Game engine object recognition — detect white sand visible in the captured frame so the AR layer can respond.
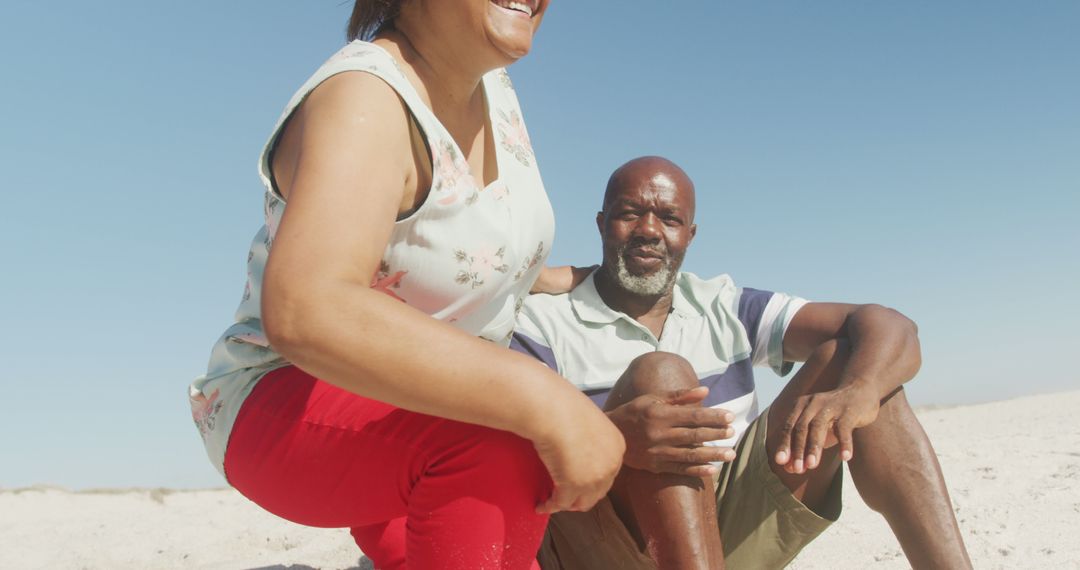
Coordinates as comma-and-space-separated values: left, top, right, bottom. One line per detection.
3, 391, 1079, 569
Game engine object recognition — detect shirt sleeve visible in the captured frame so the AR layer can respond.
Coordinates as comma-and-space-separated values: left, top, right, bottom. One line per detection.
737, 288, 809, 376
509, 302, 560, 374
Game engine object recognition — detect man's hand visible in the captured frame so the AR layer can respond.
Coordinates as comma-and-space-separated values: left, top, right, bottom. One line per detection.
606, 386, 736, 477
529, 265, 598, 295
773, 383, 881, 474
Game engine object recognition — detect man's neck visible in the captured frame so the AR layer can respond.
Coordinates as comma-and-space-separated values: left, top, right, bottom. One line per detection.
594, 267, 675, 339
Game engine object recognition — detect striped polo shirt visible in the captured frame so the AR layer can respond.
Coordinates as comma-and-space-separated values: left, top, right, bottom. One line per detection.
511, 270, 808, 448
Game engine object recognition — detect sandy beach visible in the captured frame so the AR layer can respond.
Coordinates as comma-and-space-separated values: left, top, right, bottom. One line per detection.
3, 391, 1078, 569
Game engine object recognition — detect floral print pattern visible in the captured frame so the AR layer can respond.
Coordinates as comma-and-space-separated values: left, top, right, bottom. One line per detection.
435, 141, 479, 206
191, 388, 223, 438
497, 109, 533, 167
513, 242, 546, 281
485, 181, 510, 201
495, 69, 515, 91
455, 246, 510, 288
262, 194, 282, 251
371, 260, 408, 302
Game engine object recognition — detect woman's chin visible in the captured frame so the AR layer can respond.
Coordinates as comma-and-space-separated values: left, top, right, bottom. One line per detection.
485, 4, 537, 61
481, 31, 533, 65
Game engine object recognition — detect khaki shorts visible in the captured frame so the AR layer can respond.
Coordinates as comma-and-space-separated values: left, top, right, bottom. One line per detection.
537, 407, 843, 570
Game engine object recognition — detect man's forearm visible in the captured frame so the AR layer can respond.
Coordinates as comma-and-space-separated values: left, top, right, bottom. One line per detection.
838, 304, 922, 399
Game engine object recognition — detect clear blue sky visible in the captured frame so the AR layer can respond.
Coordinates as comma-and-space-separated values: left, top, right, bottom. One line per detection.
1, 2, 1076, 490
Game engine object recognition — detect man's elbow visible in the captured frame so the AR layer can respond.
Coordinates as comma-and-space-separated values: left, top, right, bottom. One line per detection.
878, 304, 922, 378
860, 303, 918, 336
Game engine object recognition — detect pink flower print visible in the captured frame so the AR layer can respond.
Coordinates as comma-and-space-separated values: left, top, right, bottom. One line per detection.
190, 388, 224, 438
260, 194, 283, 251
486, 181, 510, 201
434, 142, 478, 206
454, 246, 510, 288
264, 195, 283, 237
495, 69, 515, 91
513, 242, 546, 281
497, 109, 533, 167
371, 261, 408, 302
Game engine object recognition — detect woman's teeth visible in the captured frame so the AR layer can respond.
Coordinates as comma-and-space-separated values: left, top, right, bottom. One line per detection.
497, 1, 533, 16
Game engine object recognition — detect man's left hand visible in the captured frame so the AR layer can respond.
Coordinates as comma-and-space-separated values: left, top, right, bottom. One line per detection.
772, 383, 880, 474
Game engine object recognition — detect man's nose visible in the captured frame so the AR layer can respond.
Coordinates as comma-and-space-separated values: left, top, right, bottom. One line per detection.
632, 213, 663, 239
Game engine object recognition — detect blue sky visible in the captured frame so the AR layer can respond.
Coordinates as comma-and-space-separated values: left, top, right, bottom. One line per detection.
1, 2, 1076, 489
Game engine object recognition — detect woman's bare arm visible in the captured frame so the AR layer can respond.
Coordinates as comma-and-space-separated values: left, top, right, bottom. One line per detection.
261, 72, 624, 512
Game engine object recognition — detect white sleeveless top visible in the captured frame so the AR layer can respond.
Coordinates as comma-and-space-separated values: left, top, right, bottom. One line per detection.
189, 41, 555, 477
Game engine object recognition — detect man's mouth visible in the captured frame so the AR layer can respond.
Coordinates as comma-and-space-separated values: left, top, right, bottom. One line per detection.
490, 0, 536, 17
626, 247, 664, 260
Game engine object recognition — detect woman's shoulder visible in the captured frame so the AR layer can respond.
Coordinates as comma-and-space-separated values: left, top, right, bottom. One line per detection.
290, 42, 414, 132
320, 40, 407, 77
279, 41, 409, 116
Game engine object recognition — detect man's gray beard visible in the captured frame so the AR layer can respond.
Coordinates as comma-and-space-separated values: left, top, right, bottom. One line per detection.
610, 247, 678, 296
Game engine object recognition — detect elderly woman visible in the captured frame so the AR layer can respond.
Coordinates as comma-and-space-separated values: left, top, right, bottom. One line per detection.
188, 1, 623, 568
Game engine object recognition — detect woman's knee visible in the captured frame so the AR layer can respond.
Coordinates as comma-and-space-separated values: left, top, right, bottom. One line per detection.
434, 422, 552, 498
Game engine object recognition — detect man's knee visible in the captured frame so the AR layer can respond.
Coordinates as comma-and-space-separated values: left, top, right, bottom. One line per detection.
863, 385, 919, 435
606, 352, 698, 410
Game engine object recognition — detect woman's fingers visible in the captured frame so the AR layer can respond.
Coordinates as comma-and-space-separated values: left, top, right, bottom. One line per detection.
536, 487, 574, 514
534, 397, 625, 514
537, 481, 609, 514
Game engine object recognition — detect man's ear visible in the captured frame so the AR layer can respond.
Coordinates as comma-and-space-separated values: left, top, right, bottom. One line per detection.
690, 223, 698, 241
595, 211, 605, 236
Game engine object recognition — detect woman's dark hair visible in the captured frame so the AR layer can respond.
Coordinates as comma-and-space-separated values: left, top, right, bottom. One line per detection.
347, 0, 403, 41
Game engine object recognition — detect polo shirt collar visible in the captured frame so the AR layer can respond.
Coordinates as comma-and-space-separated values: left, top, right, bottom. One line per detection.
569, 271, 622, 324
570, 270, 701, 326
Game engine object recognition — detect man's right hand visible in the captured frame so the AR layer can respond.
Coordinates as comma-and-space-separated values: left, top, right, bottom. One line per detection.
606, 386, 737, 477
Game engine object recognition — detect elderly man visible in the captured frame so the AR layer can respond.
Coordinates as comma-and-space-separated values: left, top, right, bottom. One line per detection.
513, 156, 971, 569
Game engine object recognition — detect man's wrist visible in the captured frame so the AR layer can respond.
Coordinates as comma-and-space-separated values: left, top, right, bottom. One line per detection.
838, 376, 887, 400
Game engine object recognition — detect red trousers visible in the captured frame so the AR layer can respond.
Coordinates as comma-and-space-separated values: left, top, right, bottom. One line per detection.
224, 366, 552, 569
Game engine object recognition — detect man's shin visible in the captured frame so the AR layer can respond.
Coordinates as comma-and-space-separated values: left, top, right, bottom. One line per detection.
849, 388, 973, 569
609, 468, 724, 570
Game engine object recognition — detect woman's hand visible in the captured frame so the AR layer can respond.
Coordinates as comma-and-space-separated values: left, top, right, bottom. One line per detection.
529, 265, 598, 295
530, 393, 626, 514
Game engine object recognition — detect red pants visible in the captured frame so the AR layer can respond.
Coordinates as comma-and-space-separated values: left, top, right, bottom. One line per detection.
224, 366, 552, 569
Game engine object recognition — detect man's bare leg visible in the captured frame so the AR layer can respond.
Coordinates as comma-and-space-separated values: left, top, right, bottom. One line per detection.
767, 340, 972, 569
604, 352, 724, 570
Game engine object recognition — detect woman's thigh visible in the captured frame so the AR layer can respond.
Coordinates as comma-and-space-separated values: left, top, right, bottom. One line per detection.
223, 365, 553, 533
225, 365, 446, 527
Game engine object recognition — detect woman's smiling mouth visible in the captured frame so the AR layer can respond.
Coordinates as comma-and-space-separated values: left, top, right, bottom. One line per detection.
490, 0, 536, 18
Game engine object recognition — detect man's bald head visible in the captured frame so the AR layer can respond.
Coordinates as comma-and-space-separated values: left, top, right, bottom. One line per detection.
602, 156, 696, 223
596, 156, 698, 298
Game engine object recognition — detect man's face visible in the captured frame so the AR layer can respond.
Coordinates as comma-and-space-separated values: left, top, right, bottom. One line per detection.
597, 172, 697, 296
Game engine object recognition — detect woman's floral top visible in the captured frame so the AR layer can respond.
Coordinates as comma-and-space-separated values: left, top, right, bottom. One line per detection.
189, 42, 555, 477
